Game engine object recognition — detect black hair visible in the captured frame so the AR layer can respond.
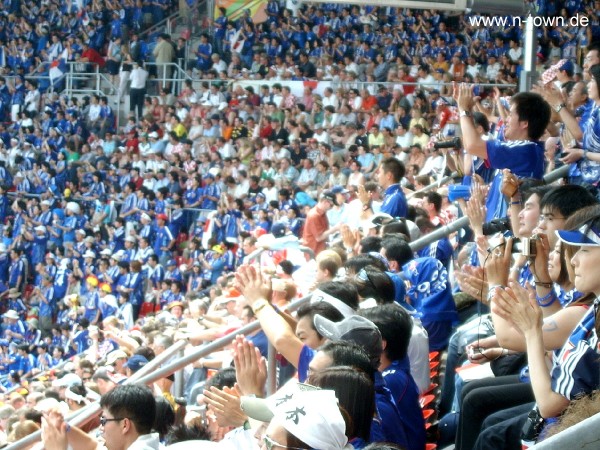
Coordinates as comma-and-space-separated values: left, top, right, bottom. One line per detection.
540, 185, 598, 219
381, 235, 413, 268
360, 304, 412, 361
153, 396, 176, 439
381, 219, 411, 240
359, 236, 382, 253
308, 366, 375, 441
316, 280, 360, 310
472, 111, 490, 133
318, 341, 375, 382
510, 92, 550, 141
424, 191, 442, 213
354, 266, 395, 304
345, 254, 387, 275
134, 346, 156, 361
380, 157, 406, 183
278, 260, 294, 275
100, 384, 156, 435
296, 302, 344, 339
165, 423, 211, 445
205, 367, 236, 390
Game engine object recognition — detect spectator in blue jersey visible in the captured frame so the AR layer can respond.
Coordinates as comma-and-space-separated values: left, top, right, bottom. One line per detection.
6, 289, 27, 321
415, 216, 454, 270
201, 174, 221, 210
16, 344, 35, 379
457, 84, 551, 180
32, 275, 55, 338
71, 318, 91, 355
98, 283, 118, 321
148, 254, 165, 290
32, 343, 53, 375
365, 157, 408, 219
475, 216, 600, 449
8, 247, 25, 292
3, 310, 25, 344
360, 303, 427, 450
402, 255, 458, 351
556, 64, 600, 188
154, 213, 175, 265
121, 261, 145, 319
82, 275, 101, 325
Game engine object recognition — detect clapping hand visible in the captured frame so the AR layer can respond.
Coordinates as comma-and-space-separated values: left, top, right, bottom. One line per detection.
235, 265, 271, 306
233, 335, 267, 397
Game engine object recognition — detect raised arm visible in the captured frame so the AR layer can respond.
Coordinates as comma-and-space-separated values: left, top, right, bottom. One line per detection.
455, 83, 487, 159
236, 265, 304, 367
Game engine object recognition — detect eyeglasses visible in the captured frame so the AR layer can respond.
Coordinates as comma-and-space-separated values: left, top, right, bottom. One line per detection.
539, 214, 566, 224
100, 417, 125, 427
356, 268, 377, 291
263, 435, 306, 450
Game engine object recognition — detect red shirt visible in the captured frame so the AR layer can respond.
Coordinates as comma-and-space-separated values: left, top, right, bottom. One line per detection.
259, 124, 273, 140
82, 48, 105, 68
401, 75, 417, 95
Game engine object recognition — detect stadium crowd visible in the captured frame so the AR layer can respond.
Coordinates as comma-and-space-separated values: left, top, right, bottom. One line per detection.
0, 0, 598, 449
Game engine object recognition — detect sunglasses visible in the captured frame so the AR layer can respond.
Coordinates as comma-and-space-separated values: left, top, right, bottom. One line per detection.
263, 435, 305, 450
100, 417, 125, 427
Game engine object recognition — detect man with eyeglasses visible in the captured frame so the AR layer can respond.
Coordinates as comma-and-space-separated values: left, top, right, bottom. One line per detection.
99, 384, 158, 450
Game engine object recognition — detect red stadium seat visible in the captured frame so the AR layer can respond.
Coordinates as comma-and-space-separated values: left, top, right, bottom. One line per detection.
423, 409, 435, 421
419, 394, 436, 409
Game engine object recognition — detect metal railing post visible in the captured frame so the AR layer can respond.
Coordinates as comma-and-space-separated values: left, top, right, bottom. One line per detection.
174, 348, 185, 398
266, 343, 277, 396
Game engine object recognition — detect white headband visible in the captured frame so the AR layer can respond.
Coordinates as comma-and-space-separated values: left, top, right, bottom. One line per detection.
65, 389, 87, 405
310, 289, 355, 318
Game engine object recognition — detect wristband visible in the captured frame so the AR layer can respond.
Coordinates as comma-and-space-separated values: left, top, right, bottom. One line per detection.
583, 149, 588, 160
252, 299, 270, 314
536, 290, 558, 307
486, 284, 504, 304
535, 280, 553, 289
511, 201, 522, 205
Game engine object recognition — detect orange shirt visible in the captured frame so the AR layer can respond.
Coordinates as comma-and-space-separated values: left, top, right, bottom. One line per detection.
362, 95, 378, 112
222, 125, 233, 141
302, 206, 329, 255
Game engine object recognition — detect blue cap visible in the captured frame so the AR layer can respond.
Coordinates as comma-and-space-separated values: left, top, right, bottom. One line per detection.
271, 222, 287, 238
331, 185, 349, 195
196, 216, 207, 223
205, 173, 215, 180
167, 259, 177, 266
556, 224, 600, 247
559, 59, 574, 75
123, 355, 148, 372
